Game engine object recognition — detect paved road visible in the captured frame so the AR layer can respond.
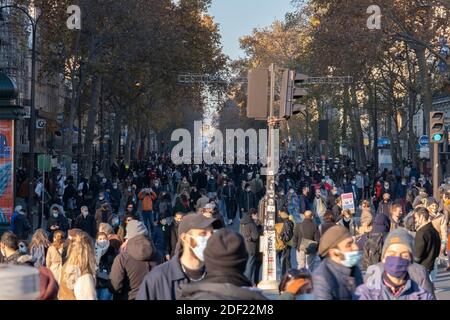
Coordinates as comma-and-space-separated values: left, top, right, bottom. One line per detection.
435, 269, 450, 300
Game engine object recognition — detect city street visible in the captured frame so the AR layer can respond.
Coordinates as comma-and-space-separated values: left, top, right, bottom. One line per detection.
1, 0, 450, 303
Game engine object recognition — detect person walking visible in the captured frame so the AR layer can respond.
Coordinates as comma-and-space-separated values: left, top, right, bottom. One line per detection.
179, 229, 267, 300
355, 228, 435, 300
9, 205, 31, 241
136, 214, 218, 300
275, 208, 295, 276
46, 204, 69, 240
413, 207, 441, 279
57, 231, 97, 300
110, 220, 162, 300
73, 206, 97, 239
239, 183, 257, 219
138, 187, 157, 233
292, 210, 320, 272
240, 208, 262, 285
312, 226, 363, 300
46, 230, 65, 284
94, 232, 117, 300
29, 229, 50, 268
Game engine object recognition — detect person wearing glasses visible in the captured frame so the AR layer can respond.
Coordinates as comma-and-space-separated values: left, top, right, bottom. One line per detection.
278, 268, 314, 300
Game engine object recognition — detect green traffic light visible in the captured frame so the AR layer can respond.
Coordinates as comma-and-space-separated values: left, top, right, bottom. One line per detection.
433, 133, 443, 141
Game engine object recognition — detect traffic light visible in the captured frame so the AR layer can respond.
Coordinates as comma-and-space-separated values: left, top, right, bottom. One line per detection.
430, 111, 445, 143
280, 70, 308, 119
247, 69, 269, 119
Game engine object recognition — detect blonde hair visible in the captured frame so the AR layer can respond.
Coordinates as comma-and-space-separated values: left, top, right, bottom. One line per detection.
30, 228, 50, 250
98, 223, 113, 235
63, 231, 96, 279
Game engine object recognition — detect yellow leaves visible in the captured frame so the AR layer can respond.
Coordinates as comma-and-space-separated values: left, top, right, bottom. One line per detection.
310, 16, 321, 27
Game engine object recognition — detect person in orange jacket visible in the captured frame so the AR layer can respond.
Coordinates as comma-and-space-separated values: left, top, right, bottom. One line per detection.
138, 187, 157, 233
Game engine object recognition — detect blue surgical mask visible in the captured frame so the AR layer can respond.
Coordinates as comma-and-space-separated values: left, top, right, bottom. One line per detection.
339, 250, 361, 268
189, 234, 210, 262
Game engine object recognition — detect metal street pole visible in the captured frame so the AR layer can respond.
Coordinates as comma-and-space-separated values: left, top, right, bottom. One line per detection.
433, 142, 440, 199
258, 63, 278, 291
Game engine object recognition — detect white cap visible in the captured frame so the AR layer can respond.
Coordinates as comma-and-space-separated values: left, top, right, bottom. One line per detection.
0, 265, 40, 300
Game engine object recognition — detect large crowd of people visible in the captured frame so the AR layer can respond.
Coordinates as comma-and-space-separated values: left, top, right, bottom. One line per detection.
1, 153, 449, 300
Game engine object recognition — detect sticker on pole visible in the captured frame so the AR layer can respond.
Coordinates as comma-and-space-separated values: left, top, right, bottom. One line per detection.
341, 193, 355, 213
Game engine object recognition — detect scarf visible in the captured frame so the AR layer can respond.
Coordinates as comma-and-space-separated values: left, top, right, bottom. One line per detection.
95, 240, 110, 269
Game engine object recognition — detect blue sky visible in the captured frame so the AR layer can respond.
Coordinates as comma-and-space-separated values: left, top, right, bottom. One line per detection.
208, 0, 294, 60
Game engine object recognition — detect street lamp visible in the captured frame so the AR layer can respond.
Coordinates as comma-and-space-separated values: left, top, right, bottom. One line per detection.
0, 4, 41, 216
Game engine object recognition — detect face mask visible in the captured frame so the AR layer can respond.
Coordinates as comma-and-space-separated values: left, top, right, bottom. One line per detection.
289, 190, 294, 194
343, 216, 351, 222
102, 179, 107, 183
384, 256, 410, 278
97, 240, 108, 248
19, 245, 27, 254
246, 188, 251, 192
189, 234, 210, 262
82, 211, 88, 217
113, 185, 118, 189
128, 188, 132, 192
338, 250, 361, 268
99, 196, 104, 201
351, 181, 356, 185
52, 212, 59, 218
296, 293, 314, 300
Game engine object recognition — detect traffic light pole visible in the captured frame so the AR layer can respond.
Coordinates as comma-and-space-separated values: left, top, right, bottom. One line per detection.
433, 142, 440, 199
258, 63, 278, 292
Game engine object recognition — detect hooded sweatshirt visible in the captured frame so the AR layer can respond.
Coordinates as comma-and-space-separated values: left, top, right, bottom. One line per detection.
110, 234, 163, 300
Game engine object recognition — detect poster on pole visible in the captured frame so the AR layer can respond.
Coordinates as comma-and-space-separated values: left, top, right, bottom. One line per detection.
0, 120, 14, 224
341, 192, 355, 214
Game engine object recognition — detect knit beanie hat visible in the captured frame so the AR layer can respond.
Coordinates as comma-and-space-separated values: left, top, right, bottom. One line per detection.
125, 220, 148, 239
318, 226, 352, 257
381, 228, 414, 258
204, 229, 248, 275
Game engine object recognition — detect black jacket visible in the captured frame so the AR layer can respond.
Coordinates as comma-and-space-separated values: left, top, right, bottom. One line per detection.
292, 219, 320, 250
110, 234, 163, 300
13, 214, 31, 240
97, 245, 117, 289
170, 222, 180, 257
414, 223, 441, 272
239, 191, 257, 213
239, 214, 261, 255
179, 274, 267, 300
73, 214, 97, 238
46, 214, 69, 238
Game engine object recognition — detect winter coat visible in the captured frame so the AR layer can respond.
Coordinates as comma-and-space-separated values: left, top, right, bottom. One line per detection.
292, 219, 320, 251
96, 245, 117, 289
312, 257, 363, 300
46, 205, 69, 238
239, 214, 261, 255
10, 212, 31, 240
136, 254, 188, 300
46, 245, 64, 283
299, 194, 311, 214
138, 190, 157, 211
332, 204, 342, 221
73, 214, 97, 238
337, 218, 358, 236
95, 207, 113, 226
179, 275, 267, 300
377, 201, 391, 217
110, 189, 122, 208
354, 263, 435, 300
239, 191, 257, 213
152, 224, 170, 257
414, 223, 441, 272
206, 177, 217, 193
110, 234, 163, 300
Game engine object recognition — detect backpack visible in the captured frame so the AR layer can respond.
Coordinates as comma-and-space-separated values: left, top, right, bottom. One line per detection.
362, 233, 384, 271
279, 219, 294, 244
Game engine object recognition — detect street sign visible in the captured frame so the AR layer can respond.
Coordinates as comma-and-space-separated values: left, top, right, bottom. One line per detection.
37, 154, 52, 172
36, 119, 46, 129
377, 137, 390, 147
418, 135, 429, 147
341, 193, 355, 213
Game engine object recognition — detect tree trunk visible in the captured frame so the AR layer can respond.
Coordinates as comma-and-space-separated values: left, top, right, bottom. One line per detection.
110, 109, 122, 168
134, 125, 142, 160
415, 46, 433, 134
125, 126, 133, 165
350, 85, 367, 168
82, 74, 102, 177
408, 90, 418, 167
